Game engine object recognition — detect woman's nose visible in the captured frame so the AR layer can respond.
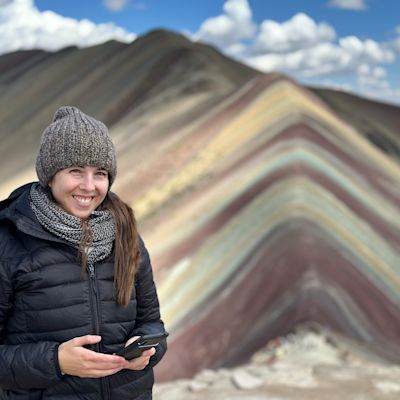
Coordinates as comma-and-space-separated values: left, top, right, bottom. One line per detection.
80, 174, 95, 191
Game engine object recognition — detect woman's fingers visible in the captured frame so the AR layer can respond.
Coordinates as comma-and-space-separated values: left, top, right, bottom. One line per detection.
58, 335, 128, 378
124, 347, 156, 371
68, 334, 102, 346
124, 335, 140, 347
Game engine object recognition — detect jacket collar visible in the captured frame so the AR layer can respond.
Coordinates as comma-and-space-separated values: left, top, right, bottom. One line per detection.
0, 182, 67, 244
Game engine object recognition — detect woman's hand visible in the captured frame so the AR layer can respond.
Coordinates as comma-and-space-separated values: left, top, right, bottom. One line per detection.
58, 335, 129, 378
123, 336, 156, 371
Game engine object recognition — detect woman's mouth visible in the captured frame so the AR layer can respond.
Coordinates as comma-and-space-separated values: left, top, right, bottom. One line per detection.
73, 195, 93, 205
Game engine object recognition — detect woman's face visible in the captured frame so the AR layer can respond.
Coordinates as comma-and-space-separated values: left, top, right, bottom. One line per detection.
49, 166, 109, 219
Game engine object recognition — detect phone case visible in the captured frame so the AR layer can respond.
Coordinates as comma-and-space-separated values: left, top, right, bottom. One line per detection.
116, 332, 169, 360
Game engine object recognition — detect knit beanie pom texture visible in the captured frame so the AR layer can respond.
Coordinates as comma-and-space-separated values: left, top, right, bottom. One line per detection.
36, 106, 117, 187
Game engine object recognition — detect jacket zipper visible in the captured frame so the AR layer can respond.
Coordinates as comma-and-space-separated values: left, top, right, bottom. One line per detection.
87, 263, 111, 400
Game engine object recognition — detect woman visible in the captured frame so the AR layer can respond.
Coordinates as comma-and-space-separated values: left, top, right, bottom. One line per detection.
0, 106, 167, 399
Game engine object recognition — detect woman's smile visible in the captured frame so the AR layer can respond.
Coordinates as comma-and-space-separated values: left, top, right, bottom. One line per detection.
73, 195, 94, 204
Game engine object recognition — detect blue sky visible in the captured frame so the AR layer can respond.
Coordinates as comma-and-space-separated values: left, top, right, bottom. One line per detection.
1, 0, 400, 105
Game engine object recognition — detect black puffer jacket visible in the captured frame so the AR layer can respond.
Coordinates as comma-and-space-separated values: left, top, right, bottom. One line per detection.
0, 183, 167, 400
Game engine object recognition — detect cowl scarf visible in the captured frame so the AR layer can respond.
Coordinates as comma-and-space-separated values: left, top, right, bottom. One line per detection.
30, 183, 115, 273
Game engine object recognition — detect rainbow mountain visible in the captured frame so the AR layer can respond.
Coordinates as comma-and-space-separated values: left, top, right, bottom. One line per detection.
0, 29, 399, 381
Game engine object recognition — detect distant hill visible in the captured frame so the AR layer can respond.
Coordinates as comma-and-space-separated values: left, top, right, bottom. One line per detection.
311, 87, 400, 162
1, 29, 399, 382
0, 29, 258, 187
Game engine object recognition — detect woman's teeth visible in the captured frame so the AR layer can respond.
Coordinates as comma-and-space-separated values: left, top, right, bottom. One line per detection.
74, 196, 92, 204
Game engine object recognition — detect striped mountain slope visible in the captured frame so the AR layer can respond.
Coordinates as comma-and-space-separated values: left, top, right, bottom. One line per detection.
142, 76, 400, 381
0, 30, 399, 382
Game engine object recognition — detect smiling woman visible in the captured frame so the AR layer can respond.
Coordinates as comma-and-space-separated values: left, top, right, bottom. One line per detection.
0, 106, 167, 400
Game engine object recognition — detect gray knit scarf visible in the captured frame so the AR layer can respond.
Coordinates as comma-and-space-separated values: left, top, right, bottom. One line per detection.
30, 183, 115, 273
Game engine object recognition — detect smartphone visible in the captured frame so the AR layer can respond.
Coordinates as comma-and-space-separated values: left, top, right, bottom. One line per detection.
116, 332, 169, 360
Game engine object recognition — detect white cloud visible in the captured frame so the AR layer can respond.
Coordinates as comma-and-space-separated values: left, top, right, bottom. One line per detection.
356, 64, 389, 92
393, 38, 400, 53
327, 0, 367, 10
356, 63, 370, 76
190, 1, 399, 105
246, 42, 351, 76
103, 0, 146, 12
390, 29, 400, 55
103, 0, 129, 12
253, 13, 336, 54
357, 64, 387, 79
203, 9, 395, 80
358, 76, 390, 89
0, 0, 136, 56
244, 34, 395, 78
339, 36, 395, 63
193, 0, 256, 47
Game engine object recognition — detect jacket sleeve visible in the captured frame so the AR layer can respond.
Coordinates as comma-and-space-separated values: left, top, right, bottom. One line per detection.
0, 260, 62, 390
130, 238, 167, 367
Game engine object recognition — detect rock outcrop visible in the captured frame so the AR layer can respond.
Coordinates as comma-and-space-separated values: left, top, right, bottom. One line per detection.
154, 326, 400, 399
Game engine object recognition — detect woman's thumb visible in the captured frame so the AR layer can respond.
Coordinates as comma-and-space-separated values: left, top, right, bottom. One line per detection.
71, 335, 102, 346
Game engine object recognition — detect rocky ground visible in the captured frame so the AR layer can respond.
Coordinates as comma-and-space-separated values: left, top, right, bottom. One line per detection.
153, 326, 400, 400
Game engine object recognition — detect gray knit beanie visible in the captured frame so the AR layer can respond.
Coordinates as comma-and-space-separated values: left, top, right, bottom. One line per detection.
36, 106, 117, 187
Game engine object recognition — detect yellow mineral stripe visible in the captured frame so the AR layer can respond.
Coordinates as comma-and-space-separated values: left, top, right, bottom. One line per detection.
133, 80, 400, 219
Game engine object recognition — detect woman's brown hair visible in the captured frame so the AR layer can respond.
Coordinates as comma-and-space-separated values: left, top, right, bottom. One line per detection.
81, 192, 140, 306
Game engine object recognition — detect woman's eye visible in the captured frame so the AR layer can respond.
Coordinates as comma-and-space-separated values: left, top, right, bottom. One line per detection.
96, 171, 108, 177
